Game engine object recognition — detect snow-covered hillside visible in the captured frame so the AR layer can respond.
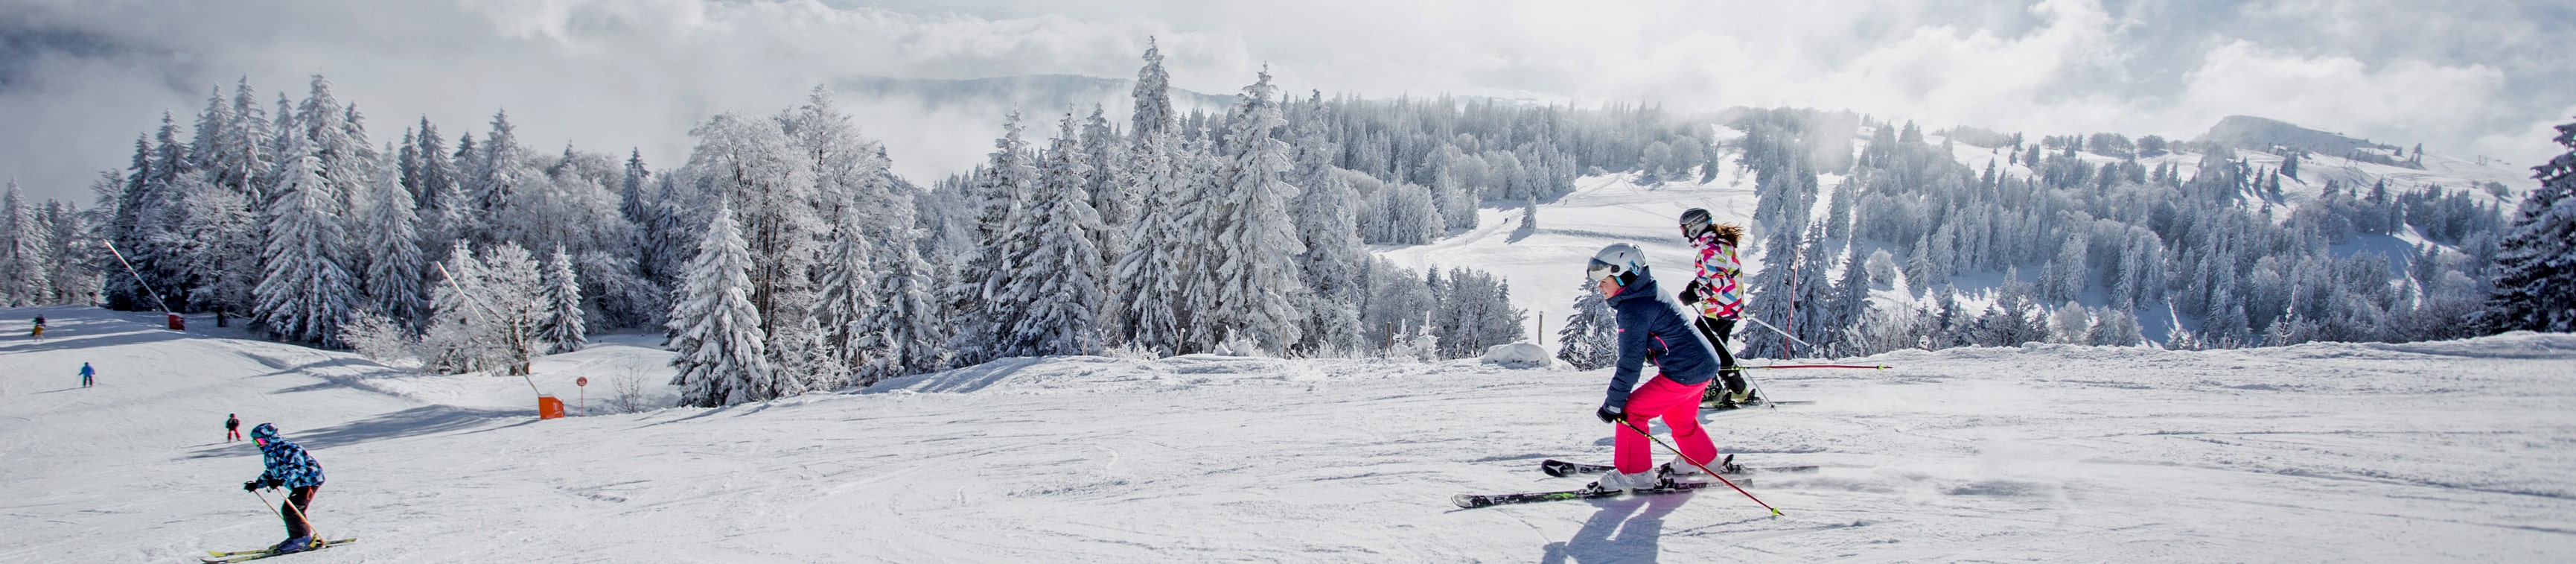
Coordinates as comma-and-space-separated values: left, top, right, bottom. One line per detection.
7, 305, 2572, 562
1391, 125, 2543, 353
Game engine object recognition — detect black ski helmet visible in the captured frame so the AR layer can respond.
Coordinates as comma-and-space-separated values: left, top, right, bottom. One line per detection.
1680, 208, 1714, 240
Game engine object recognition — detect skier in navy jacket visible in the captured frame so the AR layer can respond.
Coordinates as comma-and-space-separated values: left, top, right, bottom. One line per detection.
243, 423, 326, 554
1583, 243, 1727, 493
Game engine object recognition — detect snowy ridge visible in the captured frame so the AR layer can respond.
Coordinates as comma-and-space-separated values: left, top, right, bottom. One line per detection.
7, 305, 2575, 561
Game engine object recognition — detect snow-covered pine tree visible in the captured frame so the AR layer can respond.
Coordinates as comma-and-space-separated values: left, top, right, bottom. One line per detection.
412, 121, 466, 260
252, 142, 358, 347
1081, 106, 1130, 282
1828, 238, 1873, 355
2479, 118, 2576, 333
1289, 92, 1365, 355
261, 92, 299, 203
2085, 306, 2144, 346
200, 80, 270, 202
1201, 70, 1309, 355
1967, 270, 2050, 346
296, 77, 372, 233
617, 149, 652, 241
359, 148, 426, 327
946, 113, 1040, 366
1132, 37, 1174, 143
635, 174, 697, 302
181, 82, 271, 324
41, 200, 93, 305
1784, 224, 1841, 354
812, 205, 876, 386
1114, 128, 1195, 355
852, 198, 944, 384
1114, 41, 1187, 354
137, 113, 200, 310
0, 183, 44, 305
541, 245, 587, 353
2042, 232, 2088, 303
668, 203, 785, 407
462, 110, 535, 246
1004, 113, 1109, 356
1555, 278, 1619, 369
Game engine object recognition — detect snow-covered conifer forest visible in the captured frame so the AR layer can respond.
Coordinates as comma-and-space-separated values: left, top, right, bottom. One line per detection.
19, 40, 2566, 409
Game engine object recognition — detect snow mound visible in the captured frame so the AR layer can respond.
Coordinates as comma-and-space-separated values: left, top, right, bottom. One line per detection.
1479, 342, 1560, 370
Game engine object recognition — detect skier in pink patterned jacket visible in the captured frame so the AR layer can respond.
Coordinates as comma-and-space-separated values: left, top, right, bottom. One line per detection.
1676, 208, 1751, 406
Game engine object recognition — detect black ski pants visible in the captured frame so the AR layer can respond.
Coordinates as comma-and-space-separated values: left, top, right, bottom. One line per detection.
1693, 317, 1746, 396
281, 485, 319, 539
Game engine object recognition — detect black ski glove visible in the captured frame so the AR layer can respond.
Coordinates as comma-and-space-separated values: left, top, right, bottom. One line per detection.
243, 480, 263, 492
1595, 405, 1625, 424
1680, 280, 1706, 304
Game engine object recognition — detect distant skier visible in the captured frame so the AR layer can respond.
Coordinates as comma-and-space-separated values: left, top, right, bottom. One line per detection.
1581, 243, 1726, 493
1675, 209, 1752, 406
243, 423, 327, 554
226, 414, 242, 443
78, 362, 92, 387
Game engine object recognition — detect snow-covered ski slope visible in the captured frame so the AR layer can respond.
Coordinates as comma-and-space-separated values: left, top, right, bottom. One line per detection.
5, 305, 2573, 562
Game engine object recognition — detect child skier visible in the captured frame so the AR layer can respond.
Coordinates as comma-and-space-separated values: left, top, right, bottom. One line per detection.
1582, 243, 1727, 493
226, 414, 242, 443
77, 362, 92, 387
243, 423, 327, 554
1675, 209, 1752, 406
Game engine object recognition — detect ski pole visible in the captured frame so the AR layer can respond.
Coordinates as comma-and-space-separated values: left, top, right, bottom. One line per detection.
1617, 419, 1782, 516
1742, 316, 1813, 350
252, 489, 284, 523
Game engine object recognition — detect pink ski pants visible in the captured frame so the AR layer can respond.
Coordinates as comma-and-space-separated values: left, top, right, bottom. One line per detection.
1615, 376, 1718, 475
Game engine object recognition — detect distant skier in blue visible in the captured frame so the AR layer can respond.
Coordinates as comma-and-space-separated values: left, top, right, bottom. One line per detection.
243, 423, 327, 554
78, 362, 92, 387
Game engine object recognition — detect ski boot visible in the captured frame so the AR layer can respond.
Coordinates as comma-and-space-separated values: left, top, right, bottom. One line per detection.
1583, 469, 1665, 494
1658, 454, 1743, 482
270, 536, 316, 555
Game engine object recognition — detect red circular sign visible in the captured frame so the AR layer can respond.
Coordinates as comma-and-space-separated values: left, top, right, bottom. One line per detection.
576, 377, 589, 387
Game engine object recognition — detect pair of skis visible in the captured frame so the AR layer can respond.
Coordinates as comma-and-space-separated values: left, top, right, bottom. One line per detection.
203, 538, 357, 563
1453, 456, 1817, 508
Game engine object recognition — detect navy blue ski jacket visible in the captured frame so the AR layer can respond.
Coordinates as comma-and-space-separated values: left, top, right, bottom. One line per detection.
250, 424, 325, 489
1603, 266, 1724, 411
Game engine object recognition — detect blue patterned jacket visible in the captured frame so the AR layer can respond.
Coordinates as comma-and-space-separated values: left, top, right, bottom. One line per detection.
250, 424, 325, 489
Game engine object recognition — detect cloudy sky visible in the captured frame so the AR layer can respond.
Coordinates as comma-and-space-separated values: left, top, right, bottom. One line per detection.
2, 0, 2569, 203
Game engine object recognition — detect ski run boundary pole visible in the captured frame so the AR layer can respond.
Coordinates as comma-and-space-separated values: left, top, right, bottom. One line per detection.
1617, 419, 1782, 516
1741, 364, 1891, 370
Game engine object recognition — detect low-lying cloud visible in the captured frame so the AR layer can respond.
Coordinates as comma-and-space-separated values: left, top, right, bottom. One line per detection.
0, 0, 2566, 203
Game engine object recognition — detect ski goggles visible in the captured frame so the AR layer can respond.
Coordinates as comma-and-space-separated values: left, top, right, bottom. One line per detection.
1586, 258, 1620, 283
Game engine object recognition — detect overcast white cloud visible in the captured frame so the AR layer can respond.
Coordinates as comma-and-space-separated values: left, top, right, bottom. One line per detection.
1, 0, 2568, 203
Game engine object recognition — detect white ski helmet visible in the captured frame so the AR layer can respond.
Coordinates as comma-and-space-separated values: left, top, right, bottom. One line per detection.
1587, 243, 1648, 285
